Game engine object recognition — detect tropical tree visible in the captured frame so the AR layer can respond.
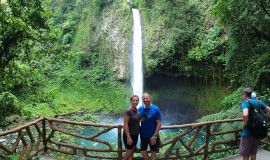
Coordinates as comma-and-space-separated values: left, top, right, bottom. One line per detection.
0, 0, 61, 92
209, 0, 270, 90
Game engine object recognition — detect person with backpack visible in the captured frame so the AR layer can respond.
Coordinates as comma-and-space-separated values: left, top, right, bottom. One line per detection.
239, 88, 270, 160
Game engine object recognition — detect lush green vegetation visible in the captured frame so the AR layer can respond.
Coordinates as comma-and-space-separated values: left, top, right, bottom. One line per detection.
133, 0, 270, 120
49, 0, 132, 115
0, 0, 132, 129
0, 0, 63, 128
135, 0, 270, 156
1, 0, 270, 158
137, 0, 226, 81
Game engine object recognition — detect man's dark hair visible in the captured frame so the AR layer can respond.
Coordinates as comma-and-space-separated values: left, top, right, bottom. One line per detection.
242, 88, 252, 97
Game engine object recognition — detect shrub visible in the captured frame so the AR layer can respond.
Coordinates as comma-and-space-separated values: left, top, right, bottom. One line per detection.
0, 92, 20, 129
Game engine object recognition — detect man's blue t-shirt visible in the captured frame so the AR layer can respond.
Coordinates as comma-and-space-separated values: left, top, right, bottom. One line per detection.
241, 99, 267, 137
139, 104, 162, 138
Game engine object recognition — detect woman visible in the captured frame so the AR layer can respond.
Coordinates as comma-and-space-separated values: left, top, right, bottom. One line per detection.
123, 95, 140, 160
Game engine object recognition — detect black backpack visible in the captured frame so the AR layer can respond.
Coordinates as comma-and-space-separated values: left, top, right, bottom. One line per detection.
246, 100, 268, 139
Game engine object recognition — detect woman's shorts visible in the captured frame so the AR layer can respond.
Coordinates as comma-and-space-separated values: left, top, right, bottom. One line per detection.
123, 134, 139, 150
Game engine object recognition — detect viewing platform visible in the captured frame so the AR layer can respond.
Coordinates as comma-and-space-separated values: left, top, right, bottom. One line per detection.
216, 149, 270, 160
40, 149, 270, 160
40, 156, 62, 160
1, 117, 270, 160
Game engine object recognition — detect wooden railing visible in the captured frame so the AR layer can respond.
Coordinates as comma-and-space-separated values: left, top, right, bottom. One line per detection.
0, 118, 45, 160
0, 117, 270, 160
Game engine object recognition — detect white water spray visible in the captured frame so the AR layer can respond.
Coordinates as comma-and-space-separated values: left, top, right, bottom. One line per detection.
131, 9, 143, 107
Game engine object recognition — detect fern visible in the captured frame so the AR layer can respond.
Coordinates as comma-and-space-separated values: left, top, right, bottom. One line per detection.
198, 88, 243, 122
198, 111, 227, 122
197, 88, 245, 142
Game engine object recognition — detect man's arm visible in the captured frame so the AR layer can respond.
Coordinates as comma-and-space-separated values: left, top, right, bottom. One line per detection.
150, 119, 161, 145
242, 108, 249, 126
154, 119, 162, 137
264, 106, 270, 117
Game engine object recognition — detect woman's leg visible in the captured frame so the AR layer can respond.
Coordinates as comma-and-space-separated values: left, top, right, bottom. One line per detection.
127, 146, 136, 160
124, 149, 134, 160
124, 135, 138, 160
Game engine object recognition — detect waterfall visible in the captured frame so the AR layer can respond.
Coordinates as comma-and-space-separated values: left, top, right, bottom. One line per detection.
131, 9, 143, 107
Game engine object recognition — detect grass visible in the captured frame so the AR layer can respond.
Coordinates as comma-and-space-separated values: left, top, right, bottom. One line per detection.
19, 66, 131, 118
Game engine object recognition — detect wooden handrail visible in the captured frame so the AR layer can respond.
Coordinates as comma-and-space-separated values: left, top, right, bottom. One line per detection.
0, 118, 44, 136
0, 117, 269, 160
0, 117, 45, 160
160, 118, 243, 129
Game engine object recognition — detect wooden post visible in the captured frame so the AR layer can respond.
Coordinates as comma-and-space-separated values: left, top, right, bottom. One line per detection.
42, 118, 47, 153
176, 148, 180, 157
117, 126, 123, 160
235, 132, 238, 141
204, 124, 210, 160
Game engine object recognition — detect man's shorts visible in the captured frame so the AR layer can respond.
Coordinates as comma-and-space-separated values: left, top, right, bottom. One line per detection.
140, 136, 160, 151
123, 134, 138, 150
239, 136, 260, 157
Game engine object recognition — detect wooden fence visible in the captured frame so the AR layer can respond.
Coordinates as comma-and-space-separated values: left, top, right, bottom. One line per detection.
0, 117, 270, 160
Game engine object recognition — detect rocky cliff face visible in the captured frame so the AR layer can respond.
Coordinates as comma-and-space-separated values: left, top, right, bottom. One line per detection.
73, 2, 132, 81
100, 9, 132, 80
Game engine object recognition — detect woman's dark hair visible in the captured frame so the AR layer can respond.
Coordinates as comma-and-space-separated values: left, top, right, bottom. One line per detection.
130, 95, 139, 102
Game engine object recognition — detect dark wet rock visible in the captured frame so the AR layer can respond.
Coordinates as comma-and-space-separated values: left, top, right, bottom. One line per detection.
5, 115, 20, 123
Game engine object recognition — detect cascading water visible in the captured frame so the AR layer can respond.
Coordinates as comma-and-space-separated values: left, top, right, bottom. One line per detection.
131, 8, 143, 107
77, 10, 144, 155
74, 8, 207, 159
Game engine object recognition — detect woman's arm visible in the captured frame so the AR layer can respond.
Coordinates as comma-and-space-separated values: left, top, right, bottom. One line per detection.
124, 115, 133, 145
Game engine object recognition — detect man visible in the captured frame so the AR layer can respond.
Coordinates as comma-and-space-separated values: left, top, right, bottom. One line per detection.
139, 93, 162, 160
240, 88, 270, 160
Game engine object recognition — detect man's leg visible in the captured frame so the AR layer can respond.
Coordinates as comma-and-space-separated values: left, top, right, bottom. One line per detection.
150, 151, 157, 160
239, 137, 252, 160
250, 154, 256, 160
243, 157, 249, 160
149, 137, 159, 160
141, 137, 150, 160
141, 150, 150, 160
249, 137, 259, 160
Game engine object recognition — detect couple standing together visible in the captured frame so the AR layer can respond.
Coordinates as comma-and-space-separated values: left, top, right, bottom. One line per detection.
123, 93, 162, 160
